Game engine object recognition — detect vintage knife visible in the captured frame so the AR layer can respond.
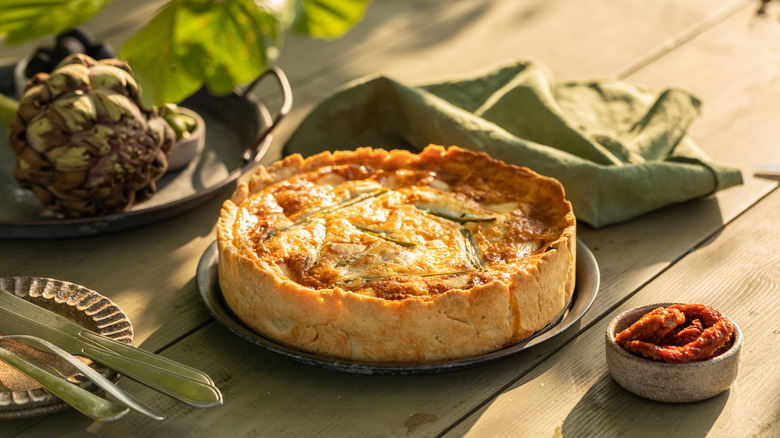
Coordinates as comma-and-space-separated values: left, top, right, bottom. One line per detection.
0, 289, 222, 408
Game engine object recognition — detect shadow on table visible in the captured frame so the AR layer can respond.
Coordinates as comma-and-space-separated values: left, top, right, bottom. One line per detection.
561, 372, 729, 437
577, 195, 727, 291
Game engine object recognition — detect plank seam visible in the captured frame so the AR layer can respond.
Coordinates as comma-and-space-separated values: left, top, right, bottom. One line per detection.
615, 0, 752, 79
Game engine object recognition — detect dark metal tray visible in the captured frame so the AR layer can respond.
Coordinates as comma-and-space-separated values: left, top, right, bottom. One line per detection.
196, 239, 599, 375
0, 66, 291, 238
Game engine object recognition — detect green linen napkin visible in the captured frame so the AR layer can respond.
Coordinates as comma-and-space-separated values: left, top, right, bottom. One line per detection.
283, 60, 743, 228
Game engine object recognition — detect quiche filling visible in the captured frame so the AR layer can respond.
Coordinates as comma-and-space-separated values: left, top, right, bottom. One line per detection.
218, 145, 576, 362
228, 163, 568, 300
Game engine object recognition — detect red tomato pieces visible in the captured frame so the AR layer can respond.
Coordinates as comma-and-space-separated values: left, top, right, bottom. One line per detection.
615, 304, 734, 363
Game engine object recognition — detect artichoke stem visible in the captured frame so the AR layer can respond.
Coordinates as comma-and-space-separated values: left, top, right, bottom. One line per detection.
0, 94, 20, 127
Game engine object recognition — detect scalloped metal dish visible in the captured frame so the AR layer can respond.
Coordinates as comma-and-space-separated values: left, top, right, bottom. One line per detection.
0, 66, 290, 239
196, 240, 599, 375
0, 277, 133, 419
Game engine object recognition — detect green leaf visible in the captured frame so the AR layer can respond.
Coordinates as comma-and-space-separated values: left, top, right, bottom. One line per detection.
292, 0, 371, 39
121, 0, 369, 106
0, 0, 112, 44
120, 0, 282, 107
175, 0, 280, 94
119, 3, 194, 108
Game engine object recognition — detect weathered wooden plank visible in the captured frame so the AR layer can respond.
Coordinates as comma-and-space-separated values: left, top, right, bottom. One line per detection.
0, 188, 230, 351
25, 180, 779, 437
443, 184, 780, 438
2, 1, 774, 436
0, 0, 746, 357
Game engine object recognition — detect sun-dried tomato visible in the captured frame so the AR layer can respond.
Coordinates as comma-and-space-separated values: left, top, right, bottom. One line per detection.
659, 318, 703, 347
615, 304, 734, 363
614, 307, 685, 345
667, 304, 726, 327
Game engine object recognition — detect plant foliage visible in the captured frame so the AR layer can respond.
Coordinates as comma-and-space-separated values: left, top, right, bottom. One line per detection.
1, 0, 371, 106
0, 0, 112, 44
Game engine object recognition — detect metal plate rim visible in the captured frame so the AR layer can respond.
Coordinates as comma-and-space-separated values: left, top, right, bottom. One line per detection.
196, 239, 599, 375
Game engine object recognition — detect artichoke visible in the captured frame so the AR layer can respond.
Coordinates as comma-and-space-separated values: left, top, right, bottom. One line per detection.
7, 53, 175, 217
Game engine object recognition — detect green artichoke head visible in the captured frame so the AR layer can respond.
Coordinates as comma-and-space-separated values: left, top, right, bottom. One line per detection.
7, 53, 175, 217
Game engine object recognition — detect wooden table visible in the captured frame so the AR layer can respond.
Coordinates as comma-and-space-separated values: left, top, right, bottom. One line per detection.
1, 0, 779, 436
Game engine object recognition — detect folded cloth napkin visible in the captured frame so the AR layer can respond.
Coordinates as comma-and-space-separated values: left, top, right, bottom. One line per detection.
283, 60, 743, 228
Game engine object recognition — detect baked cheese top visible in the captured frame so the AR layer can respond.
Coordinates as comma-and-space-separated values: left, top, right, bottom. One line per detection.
226, 148, 572, 300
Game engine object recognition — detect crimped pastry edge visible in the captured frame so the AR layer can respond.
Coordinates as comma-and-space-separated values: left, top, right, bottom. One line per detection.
217, 145, 576, 362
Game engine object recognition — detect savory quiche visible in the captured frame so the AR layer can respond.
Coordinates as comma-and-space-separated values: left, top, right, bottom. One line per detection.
217, 145, 576, 362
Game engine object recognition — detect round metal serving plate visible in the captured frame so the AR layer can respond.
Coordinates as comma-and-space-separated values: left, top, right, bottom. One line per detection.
196, 239, 599, 375
0, 65, 284, 239
0, 277, 133, 419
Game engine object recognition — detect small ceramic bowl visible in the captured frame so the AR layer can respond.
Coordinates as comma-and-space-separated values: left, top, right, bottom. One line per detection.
166, 107, 206, 172
605, 302, 742, 403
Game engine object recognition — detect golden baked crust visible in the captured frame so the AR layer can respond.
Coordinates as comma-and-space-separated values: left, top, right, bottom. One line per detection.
217, 145, 576, 362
